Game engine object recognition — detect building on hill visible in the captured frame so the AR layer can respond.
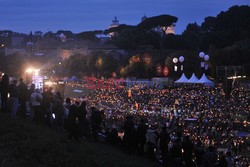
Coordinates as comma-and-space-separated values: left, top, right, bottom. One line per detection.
26, 41, 35, 52
85, 42, 126, 58
11, 36, 25, 48
108, 17, 119, 37
0, 31, 12, 48
4, 36, 127, 60
141, 14, 147, 22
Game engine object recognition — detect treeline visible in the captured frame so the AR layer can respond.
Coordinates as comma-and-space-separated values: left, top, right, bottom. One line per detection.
104, 5, 250, 78
1, 5, 249, 79
66, 5, 250, 78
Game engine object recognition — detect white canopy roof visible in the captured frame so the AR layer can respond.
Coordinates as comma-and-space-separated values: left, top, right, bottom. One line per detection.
175, 73, 188, 83
66, 76, 80, 82
186, 73, 199, 83
197, 73, 214, 84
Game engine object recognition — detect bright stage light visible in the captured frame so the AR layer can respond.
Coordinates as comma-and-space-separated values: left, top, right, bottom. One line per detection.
34, 69, 40, 76
26, 68, 34, 73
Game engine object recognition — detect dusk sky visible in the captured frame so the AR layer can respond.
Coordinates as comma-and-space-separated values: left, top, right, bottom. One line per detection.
0, 0, 249, 34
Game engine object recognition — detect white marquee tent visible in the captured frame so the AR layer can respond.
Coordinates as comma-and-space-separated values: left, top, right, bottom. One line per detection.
197, 73, 214, 85
175, 73, 189, 83
186, 73, 199, 83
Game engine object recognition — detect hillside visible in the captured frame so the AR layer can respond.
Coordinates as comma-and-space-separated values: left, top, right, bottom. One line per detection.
0, 112, 158, 167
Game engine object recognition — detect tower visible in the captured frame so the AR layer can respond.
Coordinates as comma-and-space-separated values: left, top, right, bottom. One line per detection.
141, 14, 147, 22
108, 17, 120, 37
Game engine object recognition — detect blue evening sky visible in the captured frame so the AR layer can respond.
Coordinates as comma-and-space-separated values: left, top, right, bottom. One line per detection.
0, 0, 249, 34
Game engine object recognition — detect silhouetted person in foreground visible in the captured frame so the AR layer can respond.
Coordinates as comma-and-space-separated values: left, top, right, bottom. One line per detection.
107, 127, 119, 145
225, 152, 234, 167
78, 101, 88, 138
171, 138, 183, 166
67, 101, 80, 141
63, 97, 71, 129
18, 78, 28, 118
41, 87, 53, 126
194, 141, 205, 167
182, 136, 194, 167
218, 152, 227, 167
137, 119, 147, 155
123, 116, 136, 153
27, 84, 35, 119
159, 126, 170, 165
52, 92, 64, 129
90, 107, 102, 141
9, 80, 19, 119
0, 74, 9, 112
202, 146, 217, 167
146, 125, 157, 160
30, 89, 43, 124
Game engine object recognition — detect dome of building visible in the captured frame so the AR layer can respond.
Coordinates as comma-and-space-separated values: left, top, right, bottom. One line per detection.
108, 17, 120, 37
109, 17, 119, 28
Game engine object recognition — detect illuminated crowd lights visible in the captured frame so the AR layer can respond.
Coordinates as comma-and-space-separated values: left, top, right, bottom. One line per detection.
26, 68, 40, 72
65, 81, 249, 164
227, 76, 247, 79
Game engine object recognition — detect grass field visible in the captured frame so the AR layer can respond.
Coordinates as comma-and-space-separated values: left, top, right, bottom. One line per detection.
0, 112, 159, 167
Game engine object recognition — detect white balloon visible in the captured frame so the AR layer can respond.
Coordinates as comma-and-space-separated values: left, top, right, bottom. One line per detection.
173, 58, 178, 63
179, 56, 184, 62
204, 55, 209, 61
199, 52, 205, 58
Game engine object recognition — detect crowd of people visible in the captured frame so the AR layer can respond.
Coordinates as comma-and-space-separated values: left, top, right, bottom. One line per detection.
84, 82, 249, 167
0, 73, 249, 167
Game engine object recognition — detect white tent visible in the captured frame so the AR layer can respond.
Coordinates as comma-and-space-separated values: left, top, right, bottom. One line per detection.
197, 73, 214, 85
186, 73, 199, 83
175, 73, 189, 83
66, 76, 80, 82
